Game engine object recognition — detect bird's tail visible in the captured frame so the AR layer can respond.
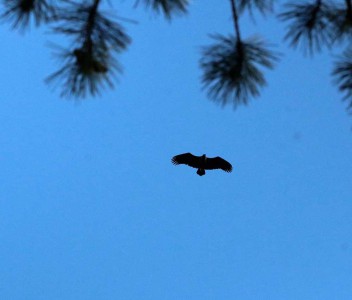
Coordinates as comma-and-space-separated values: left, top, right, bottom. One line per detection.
197, 169, 205, 176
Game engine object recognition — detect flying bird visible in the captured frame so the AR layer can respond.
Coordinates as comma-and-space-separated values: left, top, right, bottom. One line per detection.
171, 153, 232, 176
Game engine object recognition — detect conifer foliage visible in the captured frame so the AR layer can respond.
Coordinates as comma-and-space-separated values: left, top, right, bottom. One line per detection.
46, 0, 131, 97
279, 0, 352, 111
200, 0, 279, 108
1, 0, 352, 113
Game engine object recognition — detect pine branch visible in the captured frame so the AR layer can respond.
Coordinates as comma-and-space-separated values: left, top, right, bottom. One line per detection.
346, 0, 352, 19
328, 0, 352, 44
199, 0, 279, 108
237, 0, 274, 15
230, 0, 241, 41
200, 35, 279, 108
135, 0, 189, 19
0, 0, 55, 31
332, 48, 352, 112
46, 0, 131, 98
279, 0, 333, 55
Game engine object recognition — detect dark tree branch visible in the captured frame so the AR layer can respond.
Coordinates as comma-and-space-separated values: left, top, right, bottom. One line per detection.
345, 0, 352, 20
0, 0, 55, 31
279, 0, 333, 55
230, 0, 241, 41
200, 35, 279, 108
332, 48, 352, 112
2, 0, 352, 116
46, 0, 131, 98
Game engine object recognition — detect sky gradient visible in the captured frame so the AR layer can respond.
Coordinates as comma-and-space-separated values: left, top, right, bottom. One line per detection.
0, 1, 352, 299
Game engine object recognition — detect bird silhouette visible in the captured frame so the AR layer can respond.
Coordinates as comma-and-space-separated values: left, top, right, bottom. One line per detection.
171, 153, 232, 176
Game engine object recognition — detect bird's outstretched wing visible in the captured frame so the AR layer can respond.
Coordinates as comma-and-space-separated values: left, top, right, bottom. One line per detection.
171, 153, 201, 169
205, 156, 232, 172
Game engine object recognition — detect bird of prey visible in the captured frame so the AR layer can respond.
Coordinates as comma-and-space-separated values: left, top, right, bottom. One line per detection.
171, 153, 232, 176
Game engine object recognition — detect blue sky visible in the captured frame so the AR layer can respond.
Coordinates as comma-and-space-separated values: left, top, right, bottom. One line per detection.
1, 1, 352, 299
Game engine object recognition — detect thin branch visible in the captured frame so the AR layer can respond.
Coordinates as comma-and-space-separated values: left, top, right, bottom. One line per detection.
85, 0, 101, 48
345, 0, 352, 20
230, 0, 241, 41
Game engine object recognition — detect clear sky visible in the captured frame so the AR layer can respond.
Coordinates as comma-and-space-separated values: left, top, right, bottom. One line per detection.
1, 1, 352, 299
